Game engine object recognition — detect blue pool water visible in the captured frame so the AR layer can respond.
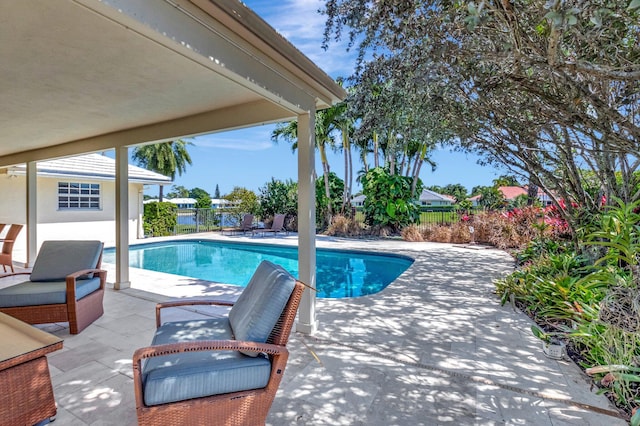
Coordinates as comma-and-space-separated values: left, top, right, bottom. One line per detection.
103, 240, 413, 298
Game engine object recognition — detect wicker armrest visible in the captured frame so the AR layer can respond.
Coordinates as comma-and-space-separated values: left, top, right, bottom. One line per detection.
155, 299, 236, 327
65, 269, 107, 299
132, 340, 288, 409
134, 340, 286, 362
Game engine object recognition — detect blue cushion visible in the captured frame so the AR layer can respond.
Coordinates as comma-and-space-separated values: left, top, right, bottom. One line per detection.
228, 260, 295, 356
142, 317, 271, 406
153, 317, 234, 344
30, 241, 102, 282
0, 277, 102, 307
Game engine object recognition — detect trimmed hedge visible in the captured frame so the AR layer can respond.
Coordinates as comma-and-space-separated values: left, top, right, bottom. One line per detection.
143, 202, 177, 237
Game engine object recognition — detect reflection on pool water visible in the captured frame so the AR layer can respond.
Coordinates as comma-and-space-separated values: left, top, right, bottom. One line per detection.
103, 240, 413, 298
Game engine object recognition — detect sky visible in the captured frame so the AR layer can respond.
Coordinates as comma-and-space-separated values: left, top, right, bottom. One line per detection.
142, 0, 505, 198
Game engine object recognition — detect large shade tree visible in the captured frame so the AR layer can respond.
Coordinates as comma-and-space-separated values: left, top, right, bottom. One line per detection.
132, 140, 193, 201
322, 0, 640, 238
346, 78, 447, 197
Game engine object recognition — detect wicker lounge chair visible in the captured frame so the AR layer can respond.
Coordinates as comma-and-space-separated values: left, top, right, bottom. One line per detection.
0, 224, 23, 273
252, 214, 286, 237
133, 260, 304, 426
223, 213, 254, 235
0, 240, 107, 334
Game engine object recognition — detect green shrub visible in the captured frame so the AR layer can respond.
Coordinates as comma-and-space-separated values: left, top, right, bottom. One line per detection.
143, 202, 177, 237
497, 199, 640, 416
360, 167, 423, 233
257, 178, 298, 221
224, 187, 259, 223
316, 172, 344, 230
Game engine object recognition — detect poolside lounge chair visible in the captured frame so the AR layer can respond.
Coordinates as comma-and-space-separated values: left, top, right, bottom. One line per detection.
0, 240, 107, 334
223, 213, 254, 235
0, 224, 23, 273
133, 260, 304, 426
252, 214, 286, 237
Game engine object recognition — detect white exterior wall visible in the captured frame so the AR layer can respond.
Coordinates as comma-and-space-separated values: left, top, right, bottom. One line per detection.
0, 173, 144, 265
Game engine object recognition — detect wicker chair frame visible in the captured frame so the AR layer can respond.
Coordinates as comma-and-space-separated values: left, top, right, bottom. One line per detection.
0, 248, 107, 335
133, 280, 305, 426
0, 224, 24, 273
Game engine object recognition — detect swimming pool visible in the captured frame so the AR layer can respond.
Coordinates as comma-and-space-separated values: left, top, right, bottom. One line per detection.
103, 240, 413, 298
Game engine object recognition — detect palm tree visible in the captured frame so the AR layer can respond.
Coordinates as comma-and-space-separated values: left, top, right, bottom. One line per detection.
132, 140, 193, 201
272, 107, 343, 221
330, 102, 356, 214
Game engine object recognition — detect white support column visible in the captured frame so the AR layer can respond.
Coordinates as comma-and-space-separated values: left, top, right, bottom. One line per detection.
137, 189, 144, 239
26, 162, 37, 267
296, 110, 318, 334
114, 147, 131, 289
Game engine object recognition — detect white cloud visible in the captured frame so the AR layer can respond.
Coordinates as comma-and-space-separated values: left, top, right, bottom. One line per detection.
193, 130, 274, 151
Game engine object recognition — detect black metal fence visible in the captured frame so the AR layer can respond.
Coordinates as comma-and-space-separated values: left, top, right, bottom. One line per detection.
168, 208, 466, 236
353, 209, 463, 233
174, 209, 225, 234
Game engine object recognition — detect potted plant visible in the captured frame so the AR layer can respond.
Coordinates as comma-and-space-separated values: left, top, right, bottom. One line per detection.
531, 325, 566, 360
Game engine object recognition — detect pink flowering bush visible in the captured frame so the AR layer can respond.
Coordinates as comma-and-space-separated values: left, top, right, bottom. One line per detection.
421, 205, 571, 249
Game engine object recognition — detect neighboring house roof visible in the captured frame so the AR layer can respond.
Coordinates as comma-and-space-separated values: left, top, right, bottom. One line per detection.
419, 189, 453, 204
145, 198, 234, 207
498, 186, 528, 200
469, 186, 556, 204
211, 199, 231, 205
350, 190, 452, 204
7, 153, 172, 185
167, 198, 196, 205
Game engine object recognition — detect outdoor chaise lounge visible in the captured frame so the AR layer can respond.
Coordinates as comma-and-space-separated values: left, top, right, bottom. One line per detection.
223, 213, 254, 236
0, 240, 107, 334
133, 260, 304, 426
0, 224, 24, 273
252, 214, 286, 237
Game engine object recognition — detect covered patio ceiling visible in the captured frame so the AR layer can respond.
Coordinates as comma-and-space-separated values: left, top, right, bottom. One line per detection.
0, 0, 346, 334
0, 0, 345, 165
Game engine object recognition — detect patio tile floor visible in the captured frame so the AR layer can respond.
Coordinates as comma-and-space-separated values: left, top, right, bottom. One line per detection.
13, 234, 628, 425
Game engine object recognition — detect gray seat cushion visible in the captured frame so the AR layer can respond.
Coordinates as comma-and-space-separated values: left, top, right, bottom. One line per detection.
228, 260, 295, 355
30, 240, 102, 282
142, 317, 271, 406
0, 277, 102, 307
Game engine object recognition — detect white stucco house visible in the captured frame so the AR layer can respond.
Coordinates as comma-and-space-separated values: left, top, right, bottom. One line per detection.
351, 189, 453, 208
0, 153, 171, 265
144, 198, 233, 209
418, 189, 453, 207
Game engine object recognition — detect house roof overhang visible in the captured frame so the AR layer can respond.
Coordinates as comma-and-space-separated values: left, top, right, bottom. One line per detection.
0, 0, 346, 166
5, 153, 173, 185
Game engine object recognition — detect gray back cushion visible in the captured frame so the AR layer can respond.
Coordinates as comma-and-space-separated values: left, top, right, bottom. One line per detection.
229, 260, 295, 354
30, 240, 103, 282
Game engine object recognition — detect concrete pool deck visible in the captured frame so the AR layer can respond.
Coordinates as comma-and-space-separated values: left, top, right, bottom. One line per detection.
5, 233, 628, 425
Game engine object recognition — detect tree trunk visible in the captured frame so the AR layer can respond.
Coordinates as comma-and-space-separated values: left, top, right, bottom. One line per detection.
526, 181, 538, 206
342, 127, 351, 214
410, 144, 428, 197
411, 158, 424, 198
373, 132, 379, 169
319, 142, 333, 223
